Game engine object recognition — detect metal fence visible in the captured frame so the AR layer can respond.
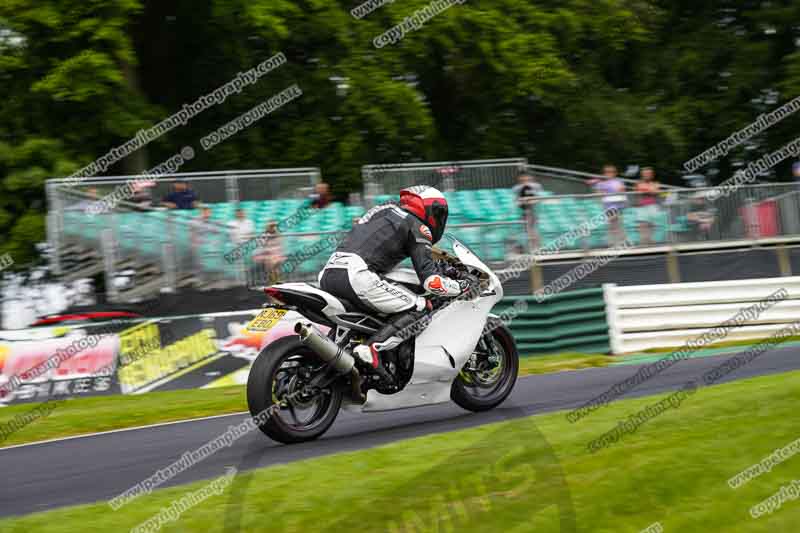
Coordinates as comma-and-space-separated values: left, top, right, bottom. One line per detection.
243, 220, 535, 285
362, 158, 528, 201
43, 162, 800, 303
528, 183, 800, 253
57, 192, 240, 301
220, 178, 800, 287
361, 159, 681, 202
46, 168, 320, 278
524, 164, 682, 195
47, 168, 319, 206
211, 183, 800, 288
523, 164, 595, 195
43, 214, 534, 299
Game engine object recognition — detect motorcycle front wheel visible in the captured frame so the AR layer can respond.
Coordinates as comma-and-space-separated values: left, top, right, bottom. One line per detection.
450, 324, 519, 412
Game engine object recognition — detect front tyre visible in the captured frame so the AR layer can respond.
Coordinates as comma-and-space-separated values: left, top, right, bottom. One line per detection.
451, 324, 519, 412
247, 335, 342, 444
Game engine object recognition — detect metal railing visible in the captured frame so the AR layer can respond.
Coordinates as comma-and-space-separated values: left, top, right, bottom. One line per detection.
47, 168, 320, 204
45, 162, 800, 303
361, 159, 682, 203
46, 168, 321, 277
524, 164, 682, 195
445, 220, 533, 264
241, 220, 535, 285
243, 228, 345, 286
57, 191, 239, 300
362, 158, 528, 202
217, 183, 800, 287
528, 182, 800, 253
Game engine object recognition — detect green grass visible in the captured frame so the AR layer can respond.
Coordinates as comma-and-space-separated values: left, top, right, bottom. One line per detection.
2, 370, 798, 532
519, 337, 800, 374
519, 352, 615, 375
635, 334, 800, 354
0, 386, 246, 447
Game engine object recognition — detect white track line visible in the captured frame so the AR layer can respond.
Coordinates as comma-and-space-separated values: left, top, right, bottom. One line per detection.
0, 411, 249, 452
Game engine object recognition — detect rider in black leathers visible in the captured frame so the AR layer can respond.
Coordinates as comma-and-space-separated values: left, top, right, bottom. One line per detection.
319, 185, 467, 374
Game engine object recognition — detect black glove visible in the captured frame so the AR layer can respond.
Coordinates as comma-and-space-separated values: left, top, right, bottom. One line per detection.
461, 273, 485, 297
436, 260, 458, 278
457, 279, 471, 294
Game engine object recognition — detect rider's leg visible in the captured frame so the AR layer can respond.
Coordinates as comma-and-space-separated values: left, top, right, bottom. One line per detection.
347, 309, 429, 382
319, 253, 425, 313
320, 266, 425, 315
318, 254, 428, 377
346, 270, 429, 374
359, 303, 432, 353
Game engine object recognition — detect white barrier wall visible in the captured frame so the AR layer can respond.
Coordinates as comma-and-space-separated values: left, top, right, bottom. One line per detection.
603, 276, 800, 354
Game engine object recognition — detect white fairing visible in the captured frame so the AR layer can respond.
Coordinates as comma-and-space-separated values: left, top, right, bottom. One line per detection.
362, 241, 504, 411
271, 283, 347, 316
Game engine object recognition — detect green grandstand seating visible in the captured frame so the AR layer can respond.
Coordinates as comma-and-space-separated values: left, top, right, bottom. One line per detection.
66, 189, 683, 279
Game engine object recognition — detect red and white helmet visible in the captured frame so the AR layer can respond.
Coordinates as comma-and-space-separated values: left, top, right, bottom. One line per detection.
399, 186, 449, 244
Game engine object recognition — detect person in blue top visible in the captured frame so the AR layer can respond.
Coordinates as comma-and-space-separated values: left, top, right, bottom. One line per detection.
163, 181, 198, 209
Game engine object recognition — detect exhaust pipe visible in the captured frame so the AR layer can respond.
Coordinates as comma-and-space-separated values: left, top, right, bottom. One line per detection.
295, 322, 355, 375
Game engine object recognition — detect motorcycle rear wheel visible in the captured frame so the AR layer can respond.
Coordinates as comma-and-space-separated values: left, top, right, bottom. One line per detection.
247, 336, 343, 444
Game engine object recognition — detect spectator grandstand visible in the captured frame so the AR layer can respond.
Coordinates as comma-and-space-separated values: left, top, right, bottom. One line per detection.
1, 157, 798, 330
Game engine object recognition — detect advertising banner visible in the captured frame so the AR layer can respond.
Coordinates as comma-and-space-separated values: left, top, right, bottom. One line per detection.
0, 308, 326, 403
0, 321, 126, 404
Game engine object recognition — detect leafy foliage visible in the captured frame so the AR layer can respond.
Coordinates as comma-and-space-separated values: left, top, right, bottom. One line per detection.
2, 0, 800, 264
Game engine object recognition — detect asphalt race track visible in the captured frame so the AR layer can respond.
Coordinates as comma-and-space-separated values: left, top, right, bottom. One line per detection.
2, 344, 799, 518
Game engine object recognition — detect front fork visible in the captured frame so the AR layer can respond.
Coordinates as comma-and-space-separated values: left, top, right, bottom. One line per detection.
465, 332, 501, 373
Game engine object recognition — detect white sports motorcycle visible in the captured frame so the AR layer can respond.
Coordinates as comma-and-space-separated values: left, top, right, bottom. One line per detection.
246, 237, 519, 444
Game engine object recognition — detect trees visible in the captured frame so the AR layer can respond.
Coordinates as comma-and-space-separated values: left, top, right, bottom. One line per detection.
2, 0, 800, 265
0, 0, 150, 263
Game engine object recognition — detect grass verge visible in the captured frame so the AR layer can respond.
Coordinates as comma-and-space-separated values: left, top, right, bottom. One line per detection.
519, 352, 615, 375
2, 370, 798, 532
0, 386, 245, 448
636, 334, 800, 354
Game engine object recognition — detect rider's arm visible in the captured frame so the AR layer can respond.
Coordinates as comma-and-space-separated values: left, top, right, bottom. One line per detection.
406, 223, 463, 297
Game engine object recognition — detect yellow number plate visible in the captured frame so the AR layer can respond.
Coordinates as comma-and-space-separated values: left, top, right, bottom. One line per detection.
246, 308, 288, 332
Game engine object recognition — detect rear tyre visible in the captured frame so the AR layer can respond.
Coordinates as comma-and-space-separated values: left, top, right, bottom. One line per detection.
247, 336, 342, 444
450, 324, 519, 412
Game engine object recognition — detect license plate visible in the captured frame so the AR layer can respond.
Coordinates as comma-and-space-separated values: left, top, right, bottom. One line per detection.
246, 308, 288, 332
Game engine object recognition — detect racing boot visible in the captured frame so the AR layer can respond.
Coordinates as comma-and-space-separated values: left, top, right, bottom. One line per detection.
353, 301, 433, 381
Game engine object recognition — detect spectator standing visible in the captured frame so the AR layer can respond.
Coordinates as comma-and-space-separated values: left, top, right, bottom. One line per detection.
162, 181, 198, 209
131, 180, 156, 208
229, 208, 255, 283
512, 174, 543, 249
253, 221, 285, 284
309, 182, 332, 209
74, 187, 100, 212
189, 206, 213, 272
635, 167, 661, 246
590, 165, 627, 246
434, 166, 461, 192
686, 192, 716, 241
229, 208, 255, 245
793, 162, 800, 191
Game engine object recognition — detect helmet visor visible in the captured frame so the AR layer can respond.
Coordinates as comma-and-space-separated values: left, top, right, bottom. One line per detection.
428, 201, 448, 243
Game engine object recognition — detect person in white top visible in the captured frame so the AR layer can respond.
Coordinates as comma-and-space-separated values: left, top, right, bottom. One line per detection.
251, 220, 285, 284
228, 208, 255, 245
